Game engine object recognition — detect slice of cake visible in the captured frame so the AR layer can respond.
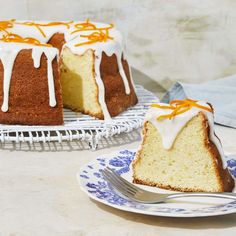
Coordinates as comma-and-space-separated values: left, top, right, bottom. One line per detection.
132, 99, 235, 192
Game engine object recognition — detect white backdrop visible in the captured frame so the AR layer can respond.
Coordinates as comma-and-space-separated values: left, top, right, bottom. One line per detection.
1, 0, 236, 88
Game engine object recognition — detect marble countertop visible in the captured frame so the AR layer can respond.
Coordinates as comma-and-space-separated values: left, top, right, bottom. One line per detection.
0, 70, 235, 236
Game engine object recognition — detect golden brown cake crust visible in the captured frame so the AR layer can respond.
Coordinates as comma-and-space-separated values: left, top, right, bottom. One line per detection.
48, 33, 65, 52
133, 113, 235, 192
64, 51, 138, 119
97, 52, 138, 119
202, 114, 235, 192
0, 49, 63, 125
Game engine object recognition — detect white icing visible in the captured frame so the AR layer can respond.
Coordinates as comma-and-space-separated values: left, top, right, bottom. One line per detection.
126, 57, 136, 93
94, 53, 111, 121
0, 42, 58, 111
0, 48, 19, 112
44, 49, 58, 107
32, 47, 43, 68
0, 21, 132, 119
117, 56, 130, 94
145, 101, 227, 169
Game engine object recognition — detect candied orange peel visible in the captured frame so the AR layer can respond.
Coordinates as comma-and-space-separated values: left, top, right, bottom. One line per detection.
0, 32, 52, 47
0, 20, 14, 34
0, 20, 74, 46
151, 99, 213, 121
0, 19, 114, 47
75, 29, 113, 46
0, 20, 14, 29
14, 20, 73, 37
71, 19, 97, 33
71, 19, 113, 34
71, 19, 114, 46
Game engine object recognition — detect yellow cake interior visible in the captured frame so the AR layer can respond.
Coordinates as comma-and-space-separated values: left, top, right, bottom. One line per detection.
60, 47, 102, 117
133, 113, 225, 192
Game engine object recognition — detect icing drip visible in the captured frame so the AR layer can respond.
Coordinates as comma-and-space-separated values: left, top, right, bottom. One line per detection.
94, 53, 111, 120
32, 47, 43, 68
127, 61, 135, 93
44, 49, 58, 107
93, 50, 131, 118
0, 48, 19, 112
145, 101, 227, 169
32, 47, 58, 107
117, 54, 130, 94
92, 51, 130, 120
0, 43, 58, 111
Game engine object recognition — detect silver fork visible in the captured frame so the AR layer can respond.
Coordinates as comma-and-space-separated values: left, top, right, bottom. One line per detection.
102, 167, 236, 204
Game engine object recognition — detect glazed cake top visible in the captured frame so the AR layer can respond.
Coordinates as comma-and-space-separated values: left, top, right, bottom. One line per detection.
0, 19, 124, 55
145, 99, 227, 168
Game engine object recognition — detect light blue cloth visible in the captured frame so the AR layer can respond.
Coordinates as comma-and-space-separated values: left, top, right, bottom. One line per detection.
162, 75, 236, 128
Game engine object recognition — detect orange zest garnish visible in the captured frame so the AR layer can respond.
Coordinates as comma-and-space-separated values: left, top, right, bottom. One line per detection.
75, 29, 113, 47
151, 104, 175, 110
0, 33, 52, 47
71, 18, 113, 34
71, 19, 97, 34
0, 20, 14, 29
14, 20, 73, 38
0, 19, 14, 34
71, 19, 114, 46
151, 99, 213, 121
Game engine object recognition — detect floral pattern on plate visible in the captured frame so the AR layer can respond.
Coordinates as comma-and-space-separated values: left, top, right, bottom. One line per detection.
78, 149, 236, 217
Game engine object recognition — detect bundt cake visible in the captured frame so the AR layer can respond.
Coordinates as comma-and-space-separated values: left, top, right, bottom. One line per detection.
132, 99, 235, 192
0, 19, 137, 125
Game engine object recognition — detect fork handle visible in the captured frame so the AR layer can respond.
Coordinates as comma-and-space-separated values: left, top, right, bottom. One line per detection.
166, 192, 236, 201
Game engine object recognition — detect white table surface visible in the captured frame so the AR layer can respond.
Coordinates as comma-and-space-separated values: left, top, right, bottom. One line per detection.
0, 71, 236, 236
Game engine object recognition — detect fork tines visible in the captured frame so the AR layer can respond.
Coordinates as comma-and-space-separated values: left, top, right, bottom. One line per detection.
102, 167, 140, 198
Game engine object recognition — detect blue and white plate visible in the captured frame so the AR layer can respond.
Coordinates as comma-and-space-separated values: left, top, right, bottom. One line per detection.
78, 149, 236, 217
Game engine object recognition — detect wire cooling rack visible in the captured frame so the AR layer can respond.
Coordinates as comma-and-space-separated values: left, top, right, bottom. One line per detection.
0, 85, 159, 149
